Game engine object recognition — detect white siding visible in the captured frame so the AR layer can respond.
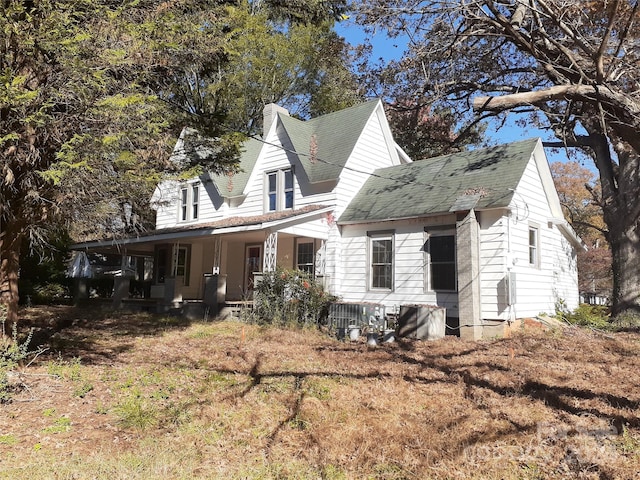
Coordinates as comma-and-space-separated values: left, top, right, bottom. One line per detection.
334, 108, 402, 217
478, 210, 510, 320
338, 220, 439, 313
507, 152, 579, 317
152, 180, 179, 229
153, 177, 226, 229
153, 103, 401, 230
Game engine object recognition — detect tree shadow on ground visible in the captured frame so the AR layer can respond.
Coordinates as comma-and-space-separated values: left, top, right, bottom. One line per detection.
18, 305, 196, 364
389, 337, 640, 430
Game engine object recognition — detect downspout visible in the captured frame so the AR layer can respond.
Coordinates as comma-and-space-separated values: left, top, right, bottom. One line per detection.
506, 210, 516, 322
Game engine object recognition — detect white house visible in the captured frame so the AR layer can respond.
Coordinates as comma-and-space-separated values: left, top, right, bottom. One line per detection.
71, 99, 584, 339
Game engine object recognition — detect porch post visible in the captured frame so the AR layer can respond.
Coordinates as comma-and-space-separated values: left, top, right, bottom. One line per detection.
263, 231, 278, 272
212, 236, 222, 274
112, 276, 131, 309
456, 209, 482, 340
112, 247, 130, 309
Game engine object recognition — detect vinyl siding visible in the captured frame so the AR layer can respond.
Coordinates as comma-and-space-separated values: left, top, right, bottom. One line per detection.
338, 220, 439, 312
478, 210, 510, 320
507, 152, 579, 317
334, 109, 400, 217
153, 177, 226, 229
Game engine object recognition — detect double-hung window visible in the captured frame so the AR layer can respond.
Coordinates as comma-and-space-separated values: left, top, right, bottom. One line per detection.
296, 240, 315, 274
528, 225, 540, 267
428, 234, 456, 291
369, 232, 394, 290
179, 182, 200, 222
266, 168, 293, 212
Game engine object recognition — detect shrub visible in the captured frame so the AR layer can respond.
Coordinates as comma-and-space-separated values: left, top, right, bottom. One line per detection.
561, 303, 610, 329
610, 311, 640, 331
33, 282, 70, 304
253, 268, 335, 327
1, 305, 34, 402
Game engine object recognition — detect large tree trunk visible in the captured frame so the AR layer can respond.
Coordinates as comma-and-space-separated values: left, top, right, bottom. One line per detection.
0, 218, 24, 330
608, 220, 640, 315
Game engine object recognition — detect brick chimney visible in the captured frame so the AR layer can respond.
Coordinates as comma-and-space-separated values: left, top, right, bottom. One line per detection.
263, 103, 289, 137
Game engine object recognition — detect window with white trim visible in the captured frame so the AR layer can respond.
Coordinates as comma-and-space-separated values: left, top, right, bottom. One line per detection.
528, 225, 539, 267
296, 240, 315, 274
369, 232, 394, 290
265, 168, 294, 212
191, 184, 199, 220
179, 182, 200, 222
428, 234, 456, 291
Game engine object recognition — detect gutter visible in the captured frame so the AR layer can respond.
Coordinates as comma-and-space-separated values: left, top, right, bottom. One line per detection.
548, 217, 587, 251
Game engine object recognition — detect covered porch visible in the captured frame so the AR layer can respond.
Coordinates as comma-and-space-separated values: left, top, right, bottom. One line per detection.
70, 206, 333, 317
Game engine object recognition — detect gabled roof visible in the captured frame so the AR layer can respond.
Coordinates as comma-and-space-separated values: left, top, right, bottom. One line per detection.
210, 136, 262, 198
202, 99, 387, 197
338, 138, 541, 224
279, 99, 381, 183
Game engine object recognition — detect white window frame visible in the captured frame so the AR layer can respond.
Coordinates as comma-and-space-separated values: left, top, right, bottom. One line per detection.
178, 182, 200, 222
191, 183, 199, 220
265, 168, 294, 212
528, 225, 540, 268
368, 231, 394, 291
296, 239, 315, 275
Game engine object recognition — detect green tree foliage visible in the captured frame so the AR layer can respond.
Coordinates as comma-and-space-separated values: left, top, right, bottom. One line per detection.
356, 1, 640, 315
166, 0, 359, 134
1, 0, 237, 324
1, 0, 359, 324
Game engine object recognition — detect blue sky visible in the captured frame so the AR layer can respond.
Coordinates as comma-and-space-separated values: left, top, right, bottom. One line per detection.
334, 20, 576, 166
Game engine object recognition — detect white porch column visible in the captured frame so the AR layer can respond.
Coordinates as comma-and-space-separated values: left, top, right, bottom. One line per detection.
212, 236, 222, 274
263, 231, 278, 272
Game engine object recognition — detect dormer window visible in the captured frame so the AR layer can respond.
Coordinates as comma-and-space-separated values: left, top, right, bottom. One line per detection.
179, 182, 200, 222
266, 168, 293, 212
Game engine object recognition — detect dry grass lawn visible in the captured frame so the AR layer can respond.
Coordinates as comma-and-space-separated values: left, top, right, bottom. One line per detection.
1, 306, 639, 479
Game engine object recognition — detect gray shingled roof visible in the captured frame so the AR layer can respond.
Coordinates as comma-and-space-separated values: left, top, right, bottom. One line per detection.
210, 137, 262, 198
208, 100, 381, 196
279, 100, 380, 183
338, 138, 540, 224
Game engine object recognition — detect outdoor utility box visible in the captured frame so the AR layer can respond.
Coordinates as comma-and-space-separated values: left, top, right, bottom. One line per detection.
398, 304, 446, 340
328, 302, 385, 330
203, 274, 227, 312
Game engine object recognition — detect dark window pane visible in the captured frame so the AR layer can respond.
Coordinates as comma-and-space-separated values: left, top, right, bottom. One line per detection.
284, 169, 293, 189
372, 265, 392, 289
285, 191, 293, 209
432, 263, 456, 291
371, 238, 392, 289
269, 193, 276, 211
430, 235, 455, 291
372, 239, 392, 263
430, 235, 455, 262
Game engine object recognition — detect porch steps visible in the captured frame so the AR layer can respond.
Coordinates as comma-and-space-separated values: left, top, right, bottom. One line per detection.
217, 301, 254, 321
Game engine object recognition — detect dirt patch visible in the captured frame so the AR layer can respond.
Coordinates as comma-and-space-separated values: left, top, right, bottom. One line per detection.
1, 306, 639, 479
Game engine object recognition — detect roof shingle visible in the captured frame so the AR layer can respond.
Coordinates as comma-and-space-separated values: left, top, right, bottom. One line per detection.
338, 138, 540, 224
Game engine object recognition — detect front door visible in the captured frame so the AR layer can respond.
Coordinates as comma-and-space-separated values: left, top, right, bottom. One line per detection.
244, 244, 262, 293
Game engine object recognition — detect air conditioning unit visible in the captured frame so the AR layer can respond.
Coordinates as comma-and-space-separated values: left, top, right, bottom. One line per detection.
397, 304, 446, 341
328, 302, 385, 331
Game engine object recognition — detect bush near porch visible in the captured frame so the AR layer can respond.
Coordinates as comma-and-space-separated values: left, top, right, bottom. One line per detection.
253, 268, 335, 327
